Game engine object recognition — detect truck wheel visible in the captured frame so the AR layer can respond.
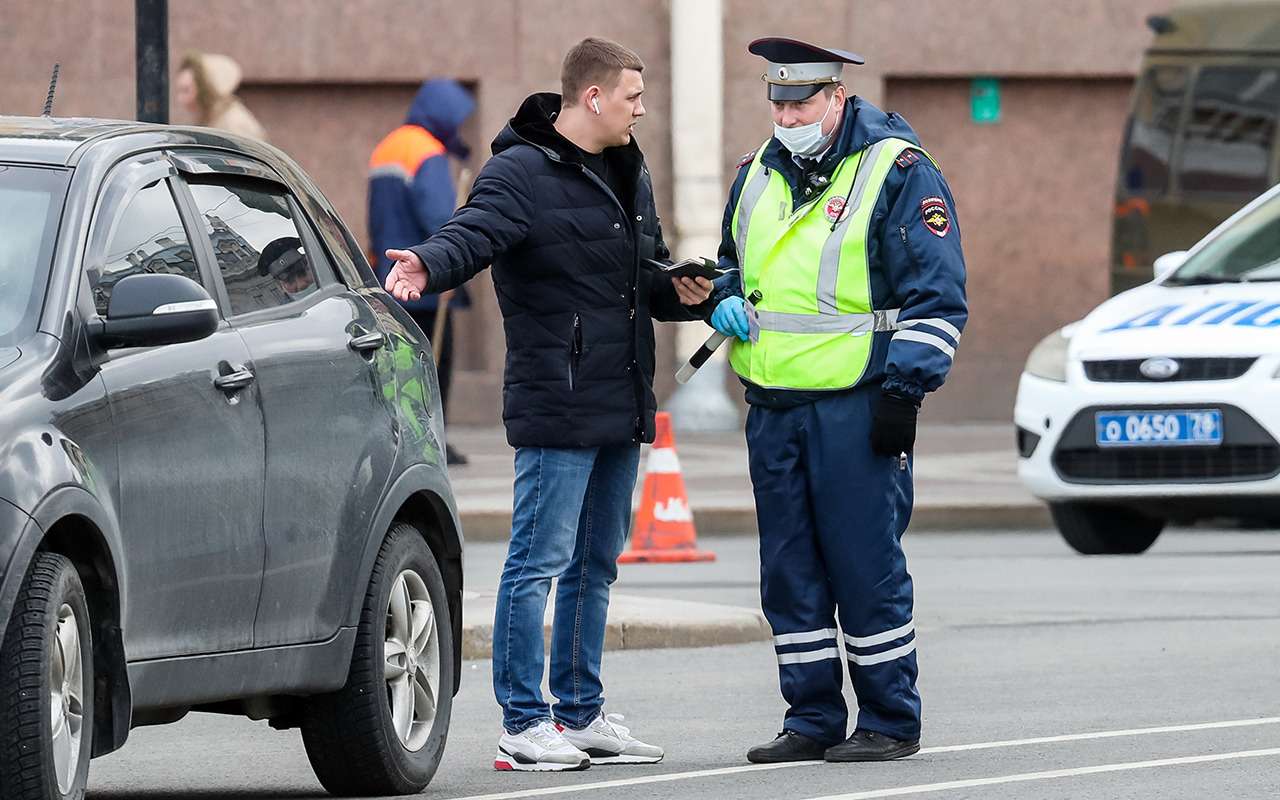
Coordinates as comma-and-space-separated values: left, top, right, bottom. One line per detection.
1051, 502, 1164, 555
0, 552, 95, 800
301, 523, 454, 796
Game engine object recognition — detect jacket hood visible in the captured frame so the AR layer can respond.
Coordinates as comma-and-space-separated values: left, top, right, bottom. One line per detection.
492, 92, 643, 164
191, 53, 243, 100
842, 95, 922, 151
406, 79, 476, 159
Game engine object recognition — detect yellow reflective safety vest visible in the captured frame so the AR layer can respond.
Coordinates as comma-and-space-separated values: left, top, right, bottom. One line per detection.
728, 137, 924, 390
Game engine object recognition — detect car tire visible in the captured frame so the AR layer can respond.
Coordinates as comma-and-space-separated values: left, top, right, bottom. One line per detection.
0, 552, 95, 800
1050, 502, 1165, 555
301, 523, 454, 796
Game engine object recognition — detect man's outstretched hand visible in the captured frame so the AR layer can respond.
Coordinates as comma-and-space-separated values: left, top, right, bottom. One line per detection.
384, 249, 428, 302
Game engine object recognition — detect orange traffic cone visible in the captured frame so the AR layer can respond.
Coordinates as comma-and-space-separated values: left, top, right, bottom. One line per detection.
619, 412, 716, 563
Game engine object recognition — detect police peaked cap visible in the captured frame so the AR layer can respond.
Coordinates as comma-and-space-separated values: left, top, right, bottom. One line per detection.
748, 37, 864, 101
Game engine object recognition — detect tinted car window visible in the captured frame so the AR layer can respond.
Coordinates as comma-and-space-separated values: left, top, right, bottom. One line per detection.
1178, 66, 1280, 195
0, 166, 67, 346
187, 179, 319, 315
1119, 66, 1188, 195
95, 179, 201, 316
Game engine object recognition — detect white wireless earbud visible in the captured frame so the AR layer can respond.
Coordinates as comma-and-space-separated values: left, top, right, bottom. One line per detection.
592, 97, 601, 115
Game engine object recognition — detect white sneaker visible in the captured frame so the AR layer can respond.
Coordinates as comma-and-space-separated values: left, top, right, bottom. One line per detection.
559, 713, 665, 765
494, 719, 591, 772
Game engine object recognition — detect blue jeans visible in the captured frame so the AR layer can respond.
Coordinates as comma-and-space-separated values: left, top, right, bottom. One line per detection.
492, 443, 640, 733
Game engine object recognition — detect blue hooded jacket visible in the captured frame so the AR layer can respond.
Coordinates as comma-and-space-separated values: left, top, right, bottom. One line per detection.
368, 79, 476, 310
711, 95, 968, 407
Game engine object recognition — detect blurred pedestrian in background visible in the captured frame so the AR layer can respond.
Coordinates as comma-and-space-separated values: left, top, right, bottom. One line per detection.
368, 79, 476, 466
174, 52, 267, 140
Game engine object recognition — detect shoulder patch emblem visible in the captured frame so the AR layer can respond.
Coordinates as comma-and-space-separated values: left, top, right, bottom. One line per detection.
895, 149, 922, 169
736, 151, 756, 169
920, 196, 950, 238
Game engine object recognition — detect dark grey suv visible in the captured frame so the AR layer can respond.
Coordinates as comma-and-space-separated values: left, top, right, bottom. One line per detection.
0, 117, 463, 799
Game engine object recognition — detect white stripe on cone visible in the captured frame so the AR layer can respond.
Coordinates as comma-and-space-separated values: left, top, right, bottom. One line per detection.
653, 497, 692, 523
646, 448, 682, 474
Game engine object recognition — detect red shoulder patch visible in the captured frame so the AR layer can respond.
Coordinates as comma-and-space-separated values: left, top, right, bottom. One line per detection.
894, 149, 922, 170
736, 152, 755, 169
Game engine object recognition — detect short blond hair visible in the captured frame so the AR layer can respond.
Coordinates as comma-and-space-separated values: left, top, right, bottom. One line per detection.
561, 37, 644, 106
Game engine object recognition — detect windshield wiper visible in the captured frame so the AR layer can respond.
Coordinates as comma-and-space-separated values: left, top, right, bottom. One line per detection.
1165, 274, 1243, 286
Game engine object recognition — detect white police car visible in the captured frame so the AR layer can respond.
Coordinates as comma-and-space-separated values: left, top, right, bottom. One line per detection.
1016, 183, 1280, 554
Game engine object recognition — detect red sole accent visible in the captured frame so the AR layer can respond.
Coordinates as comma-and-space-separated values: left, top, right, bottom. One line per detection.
494, 760, 514, 771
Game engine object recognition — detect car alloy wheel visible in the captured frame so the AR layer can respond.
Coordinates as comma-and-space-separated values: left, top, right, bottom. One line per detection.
383, 569, 440, 752
50, 603, 86, 794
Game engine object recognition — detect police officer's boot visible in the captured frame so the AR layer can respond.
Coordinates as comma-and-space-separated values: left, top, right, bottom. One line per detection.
746, 730, 827, 764
824, 730, 920, 762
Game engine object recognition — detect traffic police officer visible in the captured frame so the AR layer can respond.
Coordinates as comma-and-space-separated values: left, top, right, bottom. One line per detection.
707, 38, 967, 763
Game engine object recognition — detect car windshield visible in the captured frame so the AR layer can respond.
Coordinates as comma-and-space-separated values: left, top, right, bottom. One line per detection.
1166, 191, 1280, 285
0, 165, 69, 347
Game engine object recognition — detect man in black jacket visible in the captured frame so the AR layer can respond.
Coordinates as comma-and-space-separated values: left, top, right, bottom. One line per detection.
385, 37, 711, 772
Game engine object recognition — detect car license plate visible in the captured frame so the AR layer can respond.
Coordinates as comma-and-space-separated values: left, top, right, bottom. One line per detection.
1094, 410, 1223, 447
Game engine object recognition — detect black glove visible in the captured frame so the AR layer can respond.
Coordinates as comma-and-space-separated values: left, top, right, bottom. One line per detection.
870, 392, 919, 456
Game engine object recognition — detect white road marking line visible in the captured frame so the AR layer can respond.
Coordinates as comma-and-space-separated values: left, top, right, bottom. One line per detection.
924, 715, 1280, 753
448, 716, 1280, 800
803, 747, 1280, 800
453, 763, 800, 800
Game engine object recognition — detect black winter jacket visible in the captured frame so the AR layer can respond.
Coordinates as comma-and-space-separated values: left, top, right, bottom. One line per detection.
409, 93, 700, 448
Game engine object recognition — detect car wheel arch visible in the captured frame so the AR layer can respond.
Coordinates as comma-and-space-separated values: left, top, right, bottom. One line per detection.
350, 464, 463, 695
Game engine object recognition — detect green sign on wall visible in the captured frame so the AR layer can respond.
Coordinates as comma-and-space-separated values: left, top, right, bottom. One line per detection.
971, 77, 1001, 124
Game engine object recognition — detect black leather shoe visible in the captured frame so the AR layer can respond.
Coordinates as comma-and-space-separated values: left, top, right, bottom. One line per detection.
747, 731, 828, 764
825, 730, 920, 762
445, 444, 469, 466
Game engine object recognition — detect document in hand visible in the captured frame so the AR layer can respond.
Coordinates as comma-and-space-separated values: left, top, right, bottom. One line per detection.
645, 257, 724, 281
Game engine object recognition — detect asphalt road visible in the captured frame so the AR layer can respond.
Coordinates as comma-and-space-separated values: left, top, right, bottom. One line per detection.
88, 529, 1280, 799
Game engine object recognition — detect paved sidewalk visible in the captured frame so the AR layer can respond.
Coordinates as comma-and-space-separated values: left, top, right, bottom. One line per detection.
445, 421, 1046, 542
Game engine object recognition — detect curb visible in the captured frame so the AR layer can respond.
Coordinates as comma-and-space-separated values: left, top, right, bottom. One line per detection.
456, 503, 1051, 542
460, 593, 772, 660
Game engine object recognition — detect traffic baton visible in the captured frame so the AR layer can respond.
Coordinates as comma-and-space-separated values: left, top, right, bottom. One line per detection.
675, 331, 728, 384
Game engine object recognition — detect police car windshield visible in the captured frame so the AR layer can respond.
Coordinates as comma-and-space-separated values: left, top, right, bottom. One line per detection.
1166, 193, 1280, 285
0, 165, 68, 347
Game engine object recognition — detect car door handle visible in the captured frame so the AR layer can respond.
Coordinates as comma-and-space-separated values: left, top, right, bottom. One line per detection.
213, 368, 255, 392
348, 331, 386, 353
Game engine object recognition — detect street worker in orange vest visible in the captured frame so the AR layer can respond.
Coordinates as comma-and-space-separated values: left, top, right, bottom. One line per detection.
369, 79, 476, 465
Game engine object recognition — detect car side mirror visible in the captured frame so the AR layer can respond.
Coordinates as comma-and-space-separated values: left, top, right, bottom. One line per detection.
91, 273, 219, 348
1153, 250, 1188, 280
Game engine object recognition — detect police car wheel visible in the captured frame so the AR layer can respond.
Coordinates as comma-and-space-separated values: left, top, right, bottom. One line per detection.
300, 524, 454, 796
0, 552, 95, 800
1050, 502, 1164, 555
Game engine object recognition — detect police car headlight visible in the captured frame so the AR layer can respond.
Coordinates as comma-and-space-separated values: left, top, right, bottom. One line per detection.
1025, 325, 1074, 382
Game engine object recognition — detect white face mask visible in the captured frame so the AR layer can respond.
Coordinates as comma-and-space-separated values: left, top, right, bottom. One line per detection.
773, 93, 837, 157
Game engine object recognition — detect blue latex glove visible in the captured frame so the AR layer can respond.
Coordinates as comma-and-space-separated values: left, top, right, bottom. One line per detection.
711, 296, 750, 342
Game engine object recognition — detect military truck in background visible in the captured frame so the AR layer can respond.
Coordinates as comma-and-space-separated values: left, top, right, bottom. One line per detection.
1112, 1, 1280, 294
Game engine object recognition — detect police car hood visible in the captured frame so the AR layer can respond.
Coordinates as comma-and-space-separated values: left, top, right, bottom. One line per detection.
1070, 280, 1280, 361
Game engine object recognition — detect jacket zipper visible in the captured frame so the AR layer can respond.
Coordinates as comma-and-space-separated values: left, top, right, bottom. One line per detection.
574, 162, 645, 439
899, 225, 923, 274
569, 312, 582, 391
